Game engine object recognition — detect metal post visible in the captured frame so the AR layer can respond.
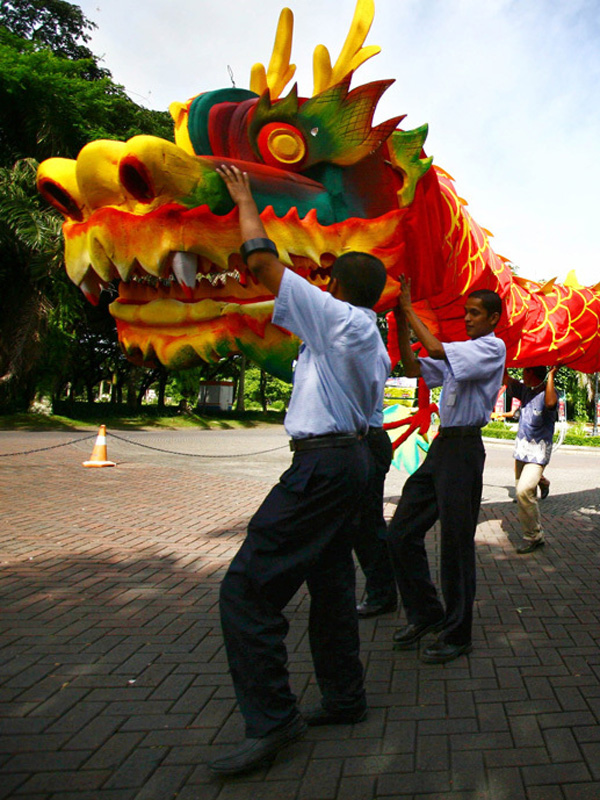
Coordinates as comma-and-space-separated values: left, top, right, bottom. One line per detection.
593, 373, 599, 436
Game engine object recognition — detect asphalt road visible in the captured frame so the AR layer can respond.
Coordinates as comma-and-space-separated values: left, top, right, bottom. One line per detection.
3, 425, 598, 510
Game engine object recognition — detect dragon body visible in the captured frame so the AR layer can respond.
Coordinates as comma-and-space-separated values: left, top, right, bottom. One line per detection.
36, 0, 600, 390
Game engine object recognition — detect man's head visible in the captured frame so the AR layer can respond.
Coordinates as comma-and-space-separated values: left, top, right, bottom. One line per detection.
523, 366, 547, 387
328, 251, 386, 309
464, 289, 502, 339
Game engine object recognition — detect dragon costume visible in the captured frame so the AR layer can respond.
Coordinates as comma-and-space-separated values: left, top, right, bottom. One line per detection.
36, 0, 600, 460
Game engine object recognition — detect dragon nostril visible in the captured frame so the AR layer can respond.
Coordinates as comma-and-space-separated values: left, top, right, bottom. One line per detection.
119, 157, 155, 202
39, 181, 83, 221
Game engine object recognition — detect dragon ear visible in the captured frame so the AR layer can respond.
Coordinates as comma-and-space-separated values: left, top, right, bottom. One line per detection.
300, 77, 402, 166
388, 125, 433, 207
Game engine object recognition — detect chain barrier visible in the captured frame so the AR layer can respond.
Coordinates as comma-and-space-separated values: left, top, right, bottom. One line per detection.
108, 431, 288, 458
551, 419, 568, 453
0, 433, 97, 457
0, 431, 288, 459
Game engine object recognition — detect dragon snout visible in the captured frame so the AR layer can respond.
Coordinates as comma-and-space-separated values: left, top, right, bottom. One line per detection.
37, 136, 232, 219
37, 157, 86, 221
119, 156, 155, 203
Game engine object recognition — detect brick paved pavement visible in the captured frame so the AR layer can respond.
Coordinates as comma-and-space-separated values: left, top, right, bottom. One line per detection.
1, 429, 600, 799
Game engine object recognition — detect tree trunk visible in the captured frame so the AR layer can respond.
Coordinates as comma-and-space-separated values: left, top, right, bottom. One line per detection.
235, 355, 246, 412
136, 369, 157, 408
126, 370, 137, 408
110, 373, 118, 404
157, 368, 167, 410
0, 286, 46, 412
136, 381, 147, 408
259, 369, 267, 412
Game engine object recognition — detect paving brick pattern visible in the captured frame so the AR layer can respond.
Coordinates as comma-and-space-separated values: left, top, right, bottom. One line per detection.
1, 431, 600, 799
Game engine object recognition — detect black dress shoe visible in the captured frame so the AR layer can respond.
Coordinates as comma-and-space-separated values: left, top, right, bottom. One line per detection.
421, 640, 473, 664
208, 714, 307, 776
356, 597, 397, 618
392, 618, 445, 649
302, 705, 367, 726
516, 538, 545, 554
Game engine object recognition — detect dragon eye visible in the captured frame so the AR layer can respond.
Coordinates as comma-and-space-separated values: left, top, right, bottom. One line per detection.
257, 122, 307, 169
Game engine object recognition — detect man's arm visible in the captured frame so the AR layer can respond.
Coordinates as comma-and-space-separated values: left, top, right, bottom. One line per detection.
396, 274, 446, 360
216, 165, 284, 296
545, 366, 558, 409
492, 410, 516, 419
503, 369, 517, 387
393, 306, 421, 377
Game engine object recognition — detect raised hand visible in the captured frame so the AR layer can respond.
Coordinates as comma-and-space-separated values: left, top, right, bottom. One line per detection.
216, 164, 253, 206
398, 273, 413, 312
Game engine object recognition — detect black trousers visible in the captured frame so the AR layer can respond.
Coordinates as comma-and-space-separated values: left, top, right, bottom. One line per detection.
353, 427, 397, 604
386, 434, 485, 645
219, 439, 371, 738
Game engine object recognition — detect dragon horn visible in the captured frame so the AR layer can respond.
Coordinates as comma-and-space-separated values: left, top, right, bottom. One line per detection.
313, 0, 381, 95
250, 7, 296, 101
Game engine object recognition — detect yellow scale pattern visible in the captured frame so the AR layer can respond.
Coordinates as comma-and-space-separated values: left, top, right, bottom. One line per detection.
431, 169, 600, 371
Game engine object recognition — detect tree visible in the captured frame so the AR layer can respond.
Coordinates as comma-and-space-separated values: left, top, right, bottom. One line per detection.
0, 0, 105, 73
0, 158, 68, 410
235, 355, 247, 412
554, 367, 594, 421
244, 364, 292, 412
0, 2, 172, 411
0, 29, 172, 166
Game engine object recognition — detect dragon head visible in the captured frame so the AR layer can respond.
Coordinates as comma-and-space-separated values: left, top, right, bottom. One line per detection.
37, 0, 443, 380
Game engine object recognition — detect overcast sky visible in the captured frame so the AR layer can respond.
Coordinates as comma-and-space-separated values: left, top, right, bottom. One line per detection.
76, 0, 600, 287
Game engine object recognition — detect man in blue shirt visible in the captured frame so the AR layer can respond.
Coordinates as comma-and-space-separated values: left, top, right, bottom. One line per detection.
504, 365, 558, 553
388, 276, 506, 664
210, 165, 390, 776
354, 420, 397, 618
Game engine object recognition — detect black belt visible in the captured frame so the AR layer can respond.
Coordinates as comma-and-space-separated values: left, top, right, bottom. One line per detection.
438, 425, 481, 438
290, 433, 361, 452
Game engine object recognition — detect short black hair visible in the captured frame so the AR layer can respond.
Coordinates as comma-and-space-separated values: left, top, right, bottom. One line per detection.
331, 251, 386, 309
468, 289, 503, 319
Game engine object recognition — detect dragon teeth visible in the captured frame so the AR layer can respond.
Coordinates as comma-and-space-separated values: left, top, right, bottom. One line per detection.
79, 271, 108, 305
172, 252, 198, 289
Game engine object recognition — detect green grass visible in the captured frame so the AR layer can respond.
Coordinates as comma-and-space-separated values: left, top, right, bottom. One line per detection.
0, 408, 285, 432
4, 410, 600, 446
562, 433, 600, 447
482, 421, 600, 447
481, 424, 517, 441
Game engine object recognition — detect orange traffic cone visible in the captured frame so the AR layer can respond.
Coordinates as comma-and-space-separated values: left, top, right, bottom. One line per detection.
82, 424, 116, 468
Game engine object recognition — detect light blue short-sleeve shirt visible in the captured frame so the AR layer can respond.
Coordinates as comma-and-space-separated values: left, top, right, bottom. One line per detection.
272, 270, 390, 439
511, 383, 557, 465
419, 333, 506, 427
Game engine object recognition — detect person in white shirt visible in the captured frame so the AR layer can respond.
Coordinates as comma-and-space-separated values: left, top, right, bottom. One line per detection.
388, 276, 506, 664
209, 165, 390, 776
